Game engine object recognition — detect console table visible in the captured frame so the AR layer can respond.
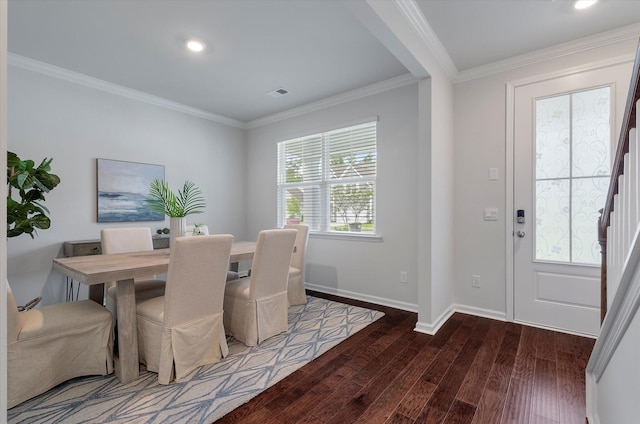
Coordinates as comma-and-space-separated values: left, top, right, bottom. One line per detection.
63, 236, 170, 257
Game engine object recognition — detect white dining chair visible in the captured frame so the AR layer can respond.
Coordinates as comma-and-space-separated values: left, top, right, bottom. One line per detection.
7, 280, 113, 408
136, 234, 233, 384
223, 229, 296, 346
284, 224, 309, 305
101, 227, 166, 318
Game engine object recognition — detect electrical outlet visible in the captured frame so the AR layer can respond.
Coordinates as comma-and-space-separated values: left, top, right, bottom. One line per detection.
472, 275, 480, 288
400, 271, 408, 284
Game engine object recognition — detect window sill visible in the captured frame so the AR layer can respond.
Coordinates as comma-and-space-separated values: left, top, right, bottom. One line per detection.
309, 231, 383, 242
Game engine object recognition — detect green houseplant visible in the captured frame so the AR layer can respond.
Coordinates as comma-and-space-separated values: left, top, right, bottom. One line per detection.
7, 151, 61, 238
7, 151, 61, 310
146, 179, 206, 242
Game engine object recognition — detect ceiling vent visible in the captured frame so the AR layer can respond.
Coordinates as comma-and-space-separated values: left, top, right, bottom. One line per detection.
267, 88, 289, 98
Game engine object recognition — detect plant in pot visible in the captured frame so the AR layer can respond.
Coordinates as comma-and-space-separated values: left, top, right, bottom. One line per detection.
146, 179, 206, 245
7, 151, 61, 238
7, 150, 61, 309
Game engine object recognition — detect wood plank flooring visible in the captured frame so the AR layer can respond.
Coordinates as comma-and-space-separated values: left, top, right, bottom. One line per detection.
217, 291, 594, 424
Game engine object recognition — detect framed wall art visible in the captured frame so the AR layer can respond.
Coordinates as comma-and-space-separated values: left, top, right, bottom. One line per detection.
97, 158, 165, 222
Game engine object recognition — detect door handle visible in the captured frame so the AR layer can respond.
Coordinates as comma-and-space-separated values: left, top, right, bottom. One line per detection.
516, 230, 525, 238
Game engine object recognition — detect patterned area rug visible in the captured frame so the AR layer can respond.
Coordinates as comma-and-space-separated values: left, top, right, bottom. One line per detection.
8, 296, 384, 423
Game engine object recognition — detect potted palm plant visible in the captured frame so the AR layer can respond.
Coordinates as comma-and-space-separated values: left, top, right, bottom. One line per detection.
146, 179, 206, 244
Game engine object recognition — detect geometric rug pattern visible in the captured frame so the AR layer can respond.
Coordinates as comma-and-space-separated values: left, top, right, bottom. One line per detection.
8, 296, 384, 423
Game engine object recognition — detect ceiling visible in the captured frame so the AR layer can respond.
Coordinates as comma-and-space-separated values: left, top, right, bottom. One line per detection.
8, 0, 640, 124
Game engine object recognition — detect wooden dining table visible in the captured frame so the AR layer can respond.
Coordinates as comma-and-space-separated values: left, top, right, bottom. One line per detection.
52, 240, 256, 384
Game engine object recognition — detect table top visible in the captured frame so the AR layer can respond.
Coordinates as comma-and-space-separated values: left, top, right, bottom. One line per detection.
53, 240, 256, 285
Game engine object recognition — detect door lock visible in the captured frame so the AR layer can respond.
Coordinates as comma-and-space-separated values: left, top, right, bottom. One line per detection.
516, 230, 525, 238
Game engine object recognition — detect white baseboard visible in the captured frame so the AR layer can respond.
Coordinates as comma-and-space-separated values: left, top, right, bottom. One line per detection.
453, 303, 507, 322
305, 284, 511, 334
414, 304, 506, 335
414, 305, 455, 335
305, 283, 418, 312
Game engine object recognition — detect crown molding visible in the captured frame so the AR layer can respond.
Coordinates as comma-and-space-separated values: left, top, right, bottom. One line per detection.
393, 0, 458, 80
455, 23, 640, 84
8, 53, 246, 129
246, 73, 417, 129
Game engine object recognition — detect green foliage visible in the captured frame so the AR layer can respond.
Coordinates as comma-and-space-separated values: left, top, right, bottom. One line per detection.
331, 183, 373, 225
147, 179, 206, 218
285, 159, 302, 183
7, 151, 61, 238
287, 195, 301, 218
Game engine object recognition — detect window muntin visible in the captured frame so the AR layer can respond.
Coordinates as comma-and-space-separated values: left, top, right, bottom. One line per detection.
534, 86, 611, 264
277, 121, 377, 234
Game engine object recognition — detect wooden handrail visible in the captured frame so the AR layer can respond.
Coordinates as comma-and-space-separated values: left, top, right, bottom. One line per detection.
598, 39, 640, 322
600, 40, 640, 232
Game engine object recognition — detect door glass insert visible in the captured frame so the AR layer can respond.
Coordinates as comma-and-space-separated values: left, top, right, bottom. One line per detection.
535, 86, 611, 264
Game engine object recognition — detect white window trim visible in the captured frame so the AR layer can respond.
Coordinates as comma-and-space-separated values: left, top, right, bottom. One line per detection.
277, 119, 379, 238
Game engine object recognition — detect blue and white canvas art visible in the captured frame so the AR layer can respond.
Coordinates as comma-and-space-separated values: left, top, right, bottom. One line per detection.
97, 158, 165, 222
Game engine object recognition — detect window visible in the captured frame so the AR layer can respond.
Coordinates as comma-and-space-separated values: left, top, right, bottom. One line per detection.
277, 121, 377, 234
534, 86, 611, 264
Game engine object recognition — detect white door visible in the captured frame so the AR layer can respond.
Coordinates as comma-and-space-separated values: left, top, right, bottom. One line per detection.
513, 63, 631, 336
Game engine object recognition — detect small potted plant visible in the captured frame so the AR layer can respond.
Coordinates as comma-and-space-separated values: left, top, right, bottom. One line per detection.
146, 179, 206, 244
193, 223, 206, 235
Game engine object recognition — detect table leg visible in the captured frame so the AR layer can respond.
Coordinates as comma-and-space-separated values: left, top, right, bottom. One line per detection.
114, 278, 139, 384
88, 283, 105, 304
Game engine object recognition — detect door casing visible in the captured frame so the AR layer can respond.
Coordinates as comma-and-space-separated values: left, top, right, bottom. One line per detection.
506, 56, 635, 333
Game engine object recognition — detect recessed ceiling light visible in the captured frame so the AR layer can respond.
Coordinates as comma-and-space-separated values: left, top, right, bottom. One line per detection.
574, 0, 597, 10
185, 39, 206, 53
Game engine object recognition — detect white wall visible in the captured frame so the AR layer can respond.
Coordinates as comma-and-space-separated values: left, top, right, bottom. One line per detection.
427, 74, 455, 324
7, 66, 247, 306
592, 302, 640, 423
453, 38, 639, 318
245, 83, 420, 310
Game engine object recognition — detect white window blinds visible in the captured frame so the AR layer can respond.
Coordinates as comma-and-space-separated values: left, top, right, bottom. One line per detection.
277, 121, 377, 233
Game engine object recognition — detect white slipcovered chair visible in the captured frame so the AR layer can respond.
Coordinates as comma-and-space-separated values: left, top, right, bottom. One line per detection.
101, 227, 166, 317
284, 224, 309, 305
184, 225, 238, 281
224, 229, 297, 346
136, 234, 233, 384
7, 281, 113, 409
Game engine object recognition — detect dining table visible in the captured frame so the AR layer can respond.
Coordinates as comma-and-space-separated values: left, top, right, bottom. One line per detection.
52, 240, 256, 384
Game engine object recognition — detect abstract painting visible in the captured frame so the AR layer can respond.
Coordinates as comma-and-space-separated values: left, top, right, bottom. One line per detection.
97, 158, 165, 222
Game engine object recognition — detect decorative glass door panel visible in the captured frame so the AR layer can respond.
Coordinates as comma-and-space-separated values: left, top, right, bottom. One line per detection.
534, 86, 611, 265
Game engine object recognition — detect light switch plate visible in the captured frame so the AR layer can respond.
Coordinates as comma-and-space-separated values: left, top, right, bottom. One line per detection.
484, 207, 498, 221
489, 168, 499, 181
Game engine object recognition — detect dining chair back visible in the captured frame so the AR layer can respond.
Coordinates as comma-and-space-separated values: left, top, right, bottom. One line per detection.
101, 227, 166, 316
224, 229, 297, 346
283, 223, 309, 305
136, 234, 233, 384
7, 280, 113, 408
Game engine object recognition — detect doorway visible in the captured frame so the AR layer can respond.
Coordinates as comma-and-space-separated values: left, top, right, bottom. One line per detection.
510, 62, 631, 336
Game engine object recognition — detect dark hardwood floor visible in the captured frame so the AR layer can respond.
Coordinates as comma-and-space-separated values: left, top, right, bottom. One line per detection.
217, 291, 594, 424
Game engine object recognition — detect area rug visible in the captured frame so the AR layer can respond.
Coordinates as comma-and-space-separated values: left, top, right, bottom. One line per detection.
8, 296, 384, 423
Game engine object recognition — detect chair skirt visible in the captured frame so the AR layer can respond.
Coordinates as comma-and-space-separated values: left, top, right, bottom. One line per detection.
137, 296, 228, 384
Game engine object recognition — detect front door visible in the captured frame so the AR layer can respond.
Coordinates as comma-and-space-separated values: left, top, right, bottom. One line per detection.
513, 63, 631, 336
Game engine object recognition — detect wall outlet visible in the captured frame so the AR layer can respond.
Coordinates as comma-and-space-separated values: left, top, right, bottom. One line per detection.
472, 275, 481, 288
400, 271, 408, 284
